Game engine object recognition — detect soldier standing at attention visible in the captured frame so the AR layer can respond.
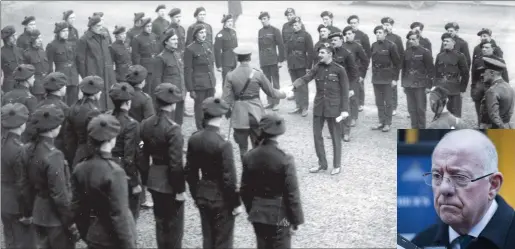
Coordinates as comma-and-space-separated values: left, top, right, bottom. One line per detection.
184, 24, 217, 130
214, 14, 238, 86
258, 11, 285, 111
154, 29, 187, 125
17, 16, 37, 51
222, 47, 286, 161
479, 57, 514, 129
23, 29, 48, 101
286, 17, 314, 117
131, 17, 160, 95
293, 44, 349, 175
167, 8, 186, 55
19, 105, 78, 248
110, 26, 132, 82
185, 97, 242, 249
1, 25, 24, 93
140, 83, 186, 249
282, 8, 305, 50
71, 114, 137, 249
46, 21, 80, 106
440, 22, 471, 69
320, 11, 340, 36
427, 86, 467, 129
63, 10, 79, 50
126, 13, 145, 48
107, 83, 142, 222
186, 7, 214, 46
472, 28, 503, 61
370, 25, 400, 132
347, 15, 371, 111
152, 4, 170, 46
381, 17, 404, 116
240, 113, 304, 249
434, 33, 469, 118
2, 64, 37, 114
1, 103, 36, 249
407, 22, 432, 52
402, 30, 434, 129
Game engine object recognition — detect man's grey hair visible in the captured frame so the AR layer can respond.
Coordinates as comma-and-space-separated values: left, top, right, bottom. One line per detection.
437, 129, 498, 175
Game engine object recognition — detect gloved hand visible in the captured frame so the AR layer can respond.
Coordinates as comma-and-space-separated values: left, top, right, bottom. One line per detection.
225, 109, 232, 119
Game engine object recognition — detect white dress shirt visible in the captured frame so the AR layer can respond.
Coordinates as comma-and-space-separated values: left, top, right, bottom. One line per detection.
448, 199, 498, 249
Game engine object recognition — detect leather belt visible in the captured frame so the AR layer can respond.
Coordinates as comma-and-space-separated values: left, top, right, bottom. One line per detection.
235, 95, 259, 101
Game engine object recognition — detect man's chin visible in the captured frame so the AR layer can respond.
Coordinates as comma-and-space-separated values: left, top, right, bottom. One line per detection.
439, 206, 462, 224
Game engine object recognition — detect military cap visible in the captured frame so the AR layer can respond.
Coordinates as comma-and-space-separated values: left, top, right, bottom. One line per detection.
109, 82, 134, 101
291, 16, 302, 24
1, 25, 16, 39
444, 22, 459, 30
284, 8, 295, 16
221, 14, 233, 23
381, 17, 394, 25
126, 65, 148, 85
320, 11, 333, 18
410, 21, 424, 30
482, 57, 506, 71
1, 103, 29, 129
155, 4, 166, 12
30, 104, 65, 132
347, 15, 359, 24
406, 30, 420, 40
258, 11, 270, 20
88, 114, 121, 142
477, 28, 492, 36
88, 15, 102, 28
43, 72, 68, 92
342, 26, 354, 34
134, 12, 145, 22
259, 113, 286, 136
317, 42, 334, 54
202, 97, 229, 116
317, 24, 328, 33
93, 12, 104, 17
79, 76, 104, 95
54, 21, 69, 34
13, 64, 35, 81
113, 25, 126, 35
155, 83, 182, 104
141, 18, 152, 27
328, 32, 343, 40
192, 24, 206, 38
234, 46, 252, 56
169, 8, 181, 17
161, 28, 176, 44
441, 32, 455, 41
21, 16, 36, 26
373, 25, 385, 34
63, 10, 74, 21
194, 7, 206, 17
28, 29, 41, 42
429, 86, 450, 103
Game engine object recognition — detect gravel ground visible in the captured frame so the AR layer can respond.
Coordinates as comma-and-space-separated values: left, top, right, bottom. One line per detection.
2, 1, 514, 248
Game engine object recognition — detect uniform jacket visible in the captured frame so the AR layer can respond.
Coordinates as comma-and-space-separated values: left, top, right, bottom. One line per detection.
411, 195, 515, 249
131, 32, 160, 72
343, 41, 370, 78
36, 95, 70, 157
19, 137, 73, 227
258, 25, 285, 67
167, 22, 186, 54
473, 39, 503, 61
125, 26, 143, 49
434, 49, 469, 95
281, 21, 305, 52
46, 38, 79, 86
140, 110, 185, 194
109, 40, 132, 82
386, 32, 404, 63
214, 27, 238, 68
185, 125, 241, 209
1, 44, 24, 92
184, 40, 216, 91
471, 56, 509, 102
76, 30, 116, 86
240, 139, 304, 227
186, 21, 214, 46
222, 64, 285, 129
16, 30, 31, 51
152, 17, 171, 43
439, 35, 471, 69
23, 46, 49, 95
128, 87, 155, 122
1, 132, 25, 214
333, 46, 359, 91
286, 30, 314, 70
480, 79, 514, 128
154, 48, 186, 98
427, 112, 468, 129
371, 39, 401, 84
354, 29, 372, 59
1, 85, 37, 114
294, 61, 350, 117
401, 45, 435, 88
72, 151, 137, 249
67, 25, 80, 50
405, 36, 432, 53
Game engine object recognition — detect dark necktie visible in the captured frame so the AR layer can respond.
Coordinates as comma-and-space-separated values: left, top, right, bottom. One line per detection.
454, 235, 474, 249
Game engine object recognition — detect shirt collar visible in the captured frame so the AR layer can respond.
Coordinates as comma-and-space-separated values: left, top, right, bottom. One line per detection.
449, 199, 498, 244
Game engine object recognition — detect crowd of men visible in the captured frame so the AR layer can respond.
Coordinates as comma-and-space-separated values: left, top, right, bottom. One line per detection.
1, 2, 514, 249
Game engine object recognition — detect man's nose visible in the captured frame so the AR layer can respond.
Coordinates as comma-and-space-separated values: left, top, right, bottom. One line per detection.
438, 177, 455, 196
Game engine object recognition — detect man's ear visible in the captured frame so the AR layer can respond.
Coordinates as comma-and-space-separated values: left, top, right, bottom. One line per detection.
489, 172, 503, 200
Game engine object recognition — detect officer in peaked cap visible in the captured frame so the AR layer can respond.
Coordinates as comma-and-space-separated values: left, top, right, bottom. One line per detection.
2, 64, 38, 114
18, 16, 36, 50
2, 25, 25, 93
73, 113, 137, 249
125, 65, 155, 123
240, 112, 304, 249
140, 82, 186, 249
185, 96, 241, 248
1, 102, 36, 249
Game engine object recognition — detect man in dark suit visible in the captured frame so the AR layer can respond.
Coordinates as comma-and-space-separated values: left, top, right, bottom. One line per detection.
411, 129, 515, 249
